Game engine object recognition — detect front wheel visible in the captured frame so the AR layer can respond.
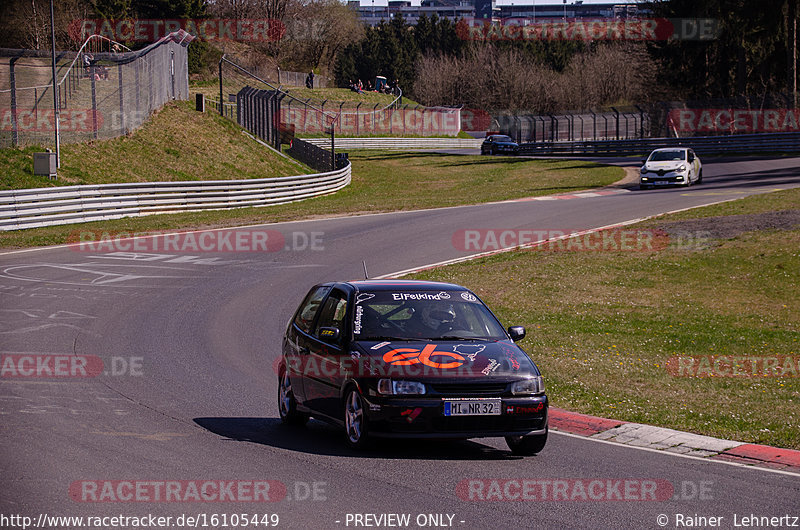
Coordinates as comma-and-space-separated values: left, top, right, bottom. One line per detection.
506, 427, 548, 456
343, 388, 370, 450
278, 369, 308, 426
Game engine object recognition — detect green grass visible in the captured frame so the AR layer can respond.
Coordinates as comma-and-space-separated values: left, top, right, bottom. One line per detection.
0, 150, 622, 248
190, 82, 418, 110
281, 87, 419, 108
408, 186, 800, 449
0, 101, 308, 190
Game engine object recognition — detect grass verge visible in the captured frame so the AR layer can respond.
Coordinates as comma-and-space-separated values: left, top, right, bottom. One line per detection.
409, 186, 800, 449
0, 151, 622, 249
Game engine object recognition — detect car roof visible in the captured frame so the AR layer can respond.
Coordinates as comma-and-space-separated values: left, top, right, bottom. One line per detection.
345, 279, 470, 292
650, 147, 689, 152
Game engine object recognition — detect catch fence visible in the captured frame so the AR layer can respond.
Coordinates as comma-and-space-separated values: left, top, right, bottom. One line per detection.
0, 31, 192, 148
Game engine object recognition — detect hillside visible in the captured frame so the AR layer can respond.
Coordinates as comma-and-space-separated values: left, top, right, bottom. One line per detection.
0, 101, 308, 190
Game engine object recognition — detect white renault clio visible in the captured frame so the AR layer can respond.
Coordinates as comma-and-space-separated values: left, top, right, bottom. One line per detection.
640, 147, 702, 189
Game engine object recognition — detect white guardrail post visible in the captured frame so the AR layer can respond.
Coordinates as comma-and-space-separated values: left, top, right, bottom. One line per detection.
0, 163, 351, 231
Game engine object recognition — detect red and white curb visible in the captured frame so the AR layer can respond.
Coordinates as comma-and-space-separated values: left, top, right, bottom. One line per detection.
550, 408, 800, 473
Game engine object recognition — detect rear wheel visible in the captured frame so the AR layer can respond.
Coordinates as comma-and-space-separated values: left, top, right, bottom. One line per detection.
506, 427, 548, 456
344, 388, 370, 450
278, 369, 308, 426
696, 168, 703, 184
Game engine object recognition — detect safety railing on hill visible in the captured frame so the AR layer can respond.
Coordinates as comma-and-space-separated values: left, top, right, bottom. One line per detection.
301, 137, 482, 149
0, 163, 351, 231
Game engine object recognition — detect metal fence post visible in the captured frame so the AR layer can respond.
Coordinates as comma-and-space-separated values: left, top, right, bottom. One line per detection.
170, 49, 175, 99
90, 65, 98, 139
118, 64, 125, 133
219, 58, 224, 116
9, 57, 18, 146
134, 60, 140, 115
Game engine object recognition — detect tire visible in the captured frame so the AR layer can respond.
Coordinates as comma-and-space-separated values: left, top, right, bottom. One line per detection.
506, 427, 548, 456
278, 369, 308, 426
696, 168, 703, 184
343, 387, 370, 450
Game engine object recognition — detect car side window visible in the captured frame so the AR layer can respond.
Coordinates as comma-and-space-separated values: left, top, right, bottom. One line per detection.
294, 286, 331, 334
314, 290, 348, 344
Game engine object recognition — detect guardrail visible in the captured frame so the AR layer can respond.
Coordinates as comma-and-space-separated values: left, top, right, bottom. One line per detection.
302, 137, 483, 150
0, 163, 351, 231
518, 132, 800, 156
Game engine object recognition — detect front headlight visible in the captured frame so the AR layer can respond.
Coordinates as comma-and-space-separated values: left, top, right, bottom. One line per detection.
640, 167, 648, 174
511, 376, 544, 395
677, 164, 687, 172
377, 379, 427, 395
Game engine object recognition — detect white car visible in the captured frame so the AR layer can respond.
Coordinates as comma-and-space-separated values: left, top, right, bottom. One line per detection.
639, 147, 702, 189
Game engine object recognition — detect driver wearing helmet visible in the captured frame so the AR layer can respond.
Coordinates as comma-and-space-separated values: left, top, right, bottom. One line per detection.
406, 303, 457, 337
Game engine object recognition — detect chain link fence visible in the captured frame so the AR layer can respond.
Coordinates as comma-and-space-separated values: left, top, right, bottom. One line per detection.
278, 69, 327, 88
490, 94, 799, 143
0, 31, 192, 149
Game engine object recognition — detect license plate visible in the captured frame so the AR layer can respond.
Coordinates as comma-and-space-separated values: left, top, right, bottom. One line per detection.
443, 399, 501, 416
654, 180, 669, 185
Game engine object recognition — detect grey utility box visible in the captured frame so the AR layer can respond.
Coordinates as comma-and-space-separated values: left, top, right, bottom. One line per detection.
33, 151, 57, 179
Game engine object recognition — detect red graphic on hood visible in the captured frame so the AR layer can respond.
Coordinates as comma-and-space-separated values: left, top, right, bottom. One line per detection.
383, 344, 466, 369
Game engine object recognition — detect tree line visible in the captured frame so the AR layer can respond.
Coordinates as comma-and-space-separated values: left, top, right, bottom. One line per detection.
1, 0, 796, 109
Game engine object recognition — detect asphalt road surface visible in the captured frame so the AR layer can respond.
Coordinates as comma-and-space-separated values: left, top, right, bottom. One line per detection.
1, 155, 798, 529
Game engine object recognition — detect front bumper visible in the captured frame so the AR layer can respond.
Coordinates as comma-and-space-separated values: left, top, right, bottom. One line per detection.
362, 395, 548, 439
640, 171, 688, 186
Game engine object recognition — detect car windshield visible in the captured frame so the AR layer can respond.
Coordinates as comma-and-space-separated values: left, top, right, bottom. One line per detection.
353, 291, 508, 341
649, 150, 686, 161
493, 135, 513, 142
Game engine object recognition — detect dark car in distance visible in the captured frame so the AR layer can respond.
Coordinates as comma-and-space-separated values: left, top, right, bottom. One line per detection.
278, 279, 548, 455
481, 134, 520, 155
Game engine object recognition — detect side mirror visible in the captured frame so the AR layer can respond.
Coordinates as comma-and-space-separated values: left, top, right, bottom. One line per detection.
318, 327, 340, 342
508, 326, 526, 342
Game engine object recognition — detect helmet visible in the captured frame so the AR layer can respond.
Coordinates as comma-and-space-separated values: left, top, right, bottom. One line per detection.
421, 304, 456, 330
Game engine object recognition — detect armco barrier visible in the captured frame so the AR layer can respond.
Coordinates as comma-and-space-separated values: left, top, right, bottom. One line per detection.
519, 132, 800, 156
302, 137, 483, 150
0, 163, 350, 231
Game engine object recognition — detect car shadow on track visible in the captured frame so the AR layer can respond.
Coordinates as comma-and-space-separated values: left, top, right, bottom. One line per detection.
194, 417, 528, 461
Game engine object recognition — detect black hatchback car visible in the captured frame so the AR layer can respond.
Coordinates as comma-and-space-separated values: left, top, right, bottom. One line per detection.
481, 134, 520, 155
278, 279, 548, 455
